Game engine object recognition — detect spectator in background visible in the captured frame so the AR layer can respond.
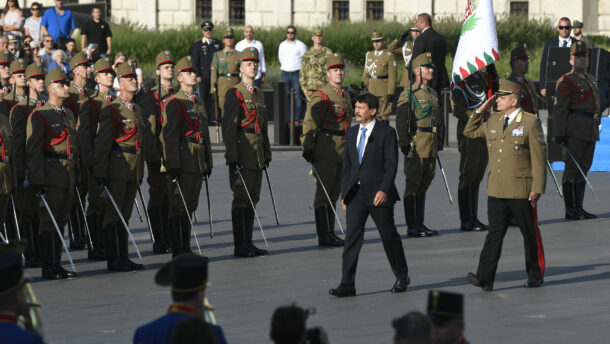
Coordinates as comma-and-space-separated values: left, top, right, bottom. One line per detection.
47, 49, 70, 75
64, 37, 76, 59
6, 34, 18, 58
38, 34, 54, 67
1, 0, 24, 43
86, 43, 99, 61
235, 25, 266, 87
81, 6, 112, 57
22, 34, 31, 47
111, 51, 126, 94
29, 40, 40, 64
0, 35, 8, 50
392, 312, 434, 344
21, 39, 33, 64
278, 25, 307, 124
572, 20, 594, 48
41, 0, 75, 49
24, 2, 42, 43
128, 56, 144, 91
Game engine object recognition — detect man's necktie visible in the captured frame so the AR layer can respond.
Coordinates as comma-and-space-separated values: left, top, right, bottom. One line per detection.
358, 127, 367, 164
562, 40, 567, 48
504, 116, 510, 130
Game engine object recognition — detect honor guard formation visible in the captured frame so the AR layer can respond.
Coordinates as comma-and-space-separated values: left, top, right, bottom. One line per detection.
0, 7, 607, 344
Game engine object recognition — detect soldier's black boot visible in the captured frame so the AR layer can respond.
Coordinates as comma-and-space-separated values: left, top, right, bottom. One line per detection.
149, 206, 170, 254
23, 222, 41, 268
245, 206, 268, 255
231, 208, 255, 258
169, 216, 186, 258
458, 187, 477, 231
574, 181, 597, 219
326, 205, 344, 245
471, 185, 487, 231
416, 193, 438, 237
315, 206, 342, 247
405, 194, 424, 237
162, 201, 172, 252
87, 214, 106, 260
106, 224, 130, 272
117, 225, 143, 270
181, 215, 193, 254
53, 230, 76, 279
562, 182, 584, 220
69, 203, 86, 250
40, 231, 61, 280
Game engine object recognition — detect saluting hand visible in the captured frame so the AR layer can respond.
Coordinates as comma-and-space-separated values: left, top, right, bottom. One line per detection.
476, 95, 497, 114
373, 191, 387, 206
529, 192, 541, 207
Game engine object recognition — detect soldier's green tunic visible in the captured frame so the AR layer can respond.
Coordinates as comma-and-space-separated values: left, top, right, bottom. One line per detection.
507, 73, 539, 115
299, 46, 333, 97
387, 38, 414, 88
210, 50, 241, 112
301, 83, 352, 208
222, 82, 271, 210
363, 49, 397, 122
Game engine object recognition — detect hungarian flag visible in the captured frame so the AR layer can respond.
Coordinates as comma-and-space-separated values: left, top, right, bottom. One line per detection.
450, 0, 499, 91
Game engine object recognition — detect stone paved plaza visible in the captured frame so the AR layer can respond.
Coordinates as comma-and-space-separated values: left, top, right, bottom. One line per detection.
29, 145, 610, 344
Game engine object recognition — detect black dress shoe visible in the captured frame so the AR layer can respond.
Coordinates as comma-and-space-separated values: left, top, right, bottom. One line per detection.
41, 265, 62, 280
88, 247, 107, 260
318, 235, 344, 247
460, 218, 478, 232
407, 226, 434, 238
55, 265, 77, 279
466, 272, 493, 291
473, 218, 488, 231
328, 284, 356, 297
576, 208, 597, 219
391, 277, 410, 293
107, 258, 131, 272
419, 225, 438, 236
234, 244, 256, 258
248, 243, 269, 256
120, 258, 144, 271
70, 236, 87, 250
524, 279, 543, 288
327, 232, 345, 245
153, 241, 172, 254
565, 208, 584, 220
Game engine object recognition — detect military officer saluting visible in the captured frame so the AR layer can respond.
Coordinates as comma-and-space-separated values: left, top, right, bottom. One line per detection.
78, 57, 115, 260
26, 68, 78, 280
222, 47, 271, 258
396, 52, 444, 238
137, 50, 177, 254
508, 44, 539, 115
299, 27, 333, 101
554, 41, 600, 220
301, 53, 352, 247
162, 56, 212, 258
10, 62, 46, 267
210, 28, 240, 123
465, 79, 546, 291
363, 32, 397, 123
94, 61, 155, 272
387, 24, 420, 88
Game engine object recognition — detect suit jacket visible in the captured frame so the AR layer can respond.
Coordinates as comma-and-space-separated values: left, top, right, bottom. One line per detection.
411, 27, 449, 91
191, 38, 223, 80
539, 37, 577, 89
341, 120, 400, 206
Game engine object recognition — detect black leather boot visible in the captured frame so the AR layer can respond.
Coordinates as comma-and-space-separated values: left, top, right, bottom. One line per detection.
23, 222, 41, 268
117, 225, 143, 270
416, 193, 438, 236
458, 187, 477, 231
106, 224, 130, 272
574, 181, 596, 219
87, 214, 106, 260
162, 201, 172, 252
181, 215, 193, 254
245, 206, 268, 255
169, 216, 186, 258
40, 231, 61, 280
149, 206, 171, 254
405, 194, 426, 237
69, 203, 86, 250
471, 185, 487, 231
326, 205, 344, 244
563, 182, 584, 220
231, 208, 255, 257
315, 206, 342, 247
54, 230, 76, 278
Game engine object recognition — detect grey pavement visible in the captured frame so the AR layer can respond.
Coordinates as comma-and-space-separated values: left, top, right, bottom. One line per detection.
31, 140, 610, 344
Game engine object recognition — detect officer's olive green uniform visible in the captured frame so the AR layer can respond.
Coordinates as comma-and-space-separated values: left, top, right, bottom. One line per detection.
553, 41, 600, 220
223, 47, 271, 257
162, 63, 212, 257
396, 53, 443, 238
301, 54, 352, 247
299, 46, 333, 97
507, 44, 539, 116
387, 38, 414, 88
363, 33, 397, 122
210, 49, 240, 116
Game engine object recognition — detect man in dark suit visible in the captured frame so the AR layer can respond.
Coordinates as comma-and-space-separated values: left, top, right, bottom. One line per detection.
539, 17, 577, 98
411, 13, 449, 95
328, 93, 409, 297
191, 20, 222, 124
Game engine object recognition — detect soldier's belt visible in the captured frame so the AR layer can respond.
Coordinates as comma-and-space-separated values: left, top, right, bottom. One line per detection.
571, 110, 595, 118
112, 144, 139, 155
318, 128, 345, 136
182, 137, 204, 144
416, 127, 437, 133
369, 75, 388, 79
240, 127, 260, 135
220, 73, 240, 77
44, 151, 71, 160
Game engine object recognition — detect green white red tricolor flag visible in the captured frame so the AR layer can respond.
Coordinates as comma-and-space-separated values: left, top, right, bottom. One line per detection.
450, 0, 499, 91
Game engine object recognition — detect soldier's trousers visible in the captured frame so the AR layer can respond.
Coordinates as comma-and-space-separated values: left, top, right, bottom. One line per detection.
147, 166, 168, 209
102, 180, 137, 228
404, 157, 436, 196
313, 159, 341, 208
15, 185, 39, 222
372, 93, 392, 122
458, 136, 488, 189
0, 193, 8, 227
229, 166, 262, 210
86, 168, 105, 216
562, 137, 595, 183
38, 186, 73, 232
168, 171, 204, 217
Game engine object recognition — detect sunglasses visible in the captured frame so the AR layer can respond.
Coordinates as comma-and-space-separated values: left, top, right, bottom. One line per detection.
31, 7, 40, 11
559, 25, 572, 30
286, 31, 296, 34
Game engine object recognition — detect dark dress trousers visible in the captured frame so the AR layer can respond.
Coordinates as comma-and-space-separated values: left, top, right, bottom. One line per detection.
340, 120, 408, 286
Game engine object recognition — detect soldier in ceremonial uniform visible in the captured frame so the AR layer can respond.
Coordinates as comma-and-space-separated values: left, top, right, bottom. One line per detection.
299, 27, 333, 101
162, 56, 212, 258
26, 68, 78, 280
6, 59, 27, 106
554, 41, 600, 220
192, 20, 223, 125
465, 79, 546, 291
396, 53, 443, 238
0, 49, 11, 95
222, 47, 271, 257
10, 62, 46, 267
508, 44, 539, 115
78, 57, 115, 260
452, 66, 498, 232
363, 32, 397, 123
133, 253, 227, 344
387, 24, 420, 88
94, 61, 155, 272
301, 53, 351, 247
210, 28, 240, 123
0, 102, 14, 239
138, 50, 177, 254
